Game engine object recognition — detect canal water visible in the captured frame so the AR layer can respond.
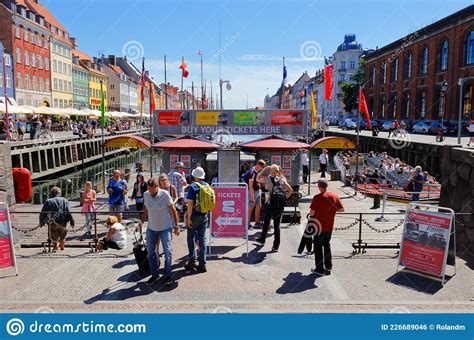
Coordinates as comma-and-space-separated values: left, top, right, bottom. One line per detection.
31, 150, 160, 204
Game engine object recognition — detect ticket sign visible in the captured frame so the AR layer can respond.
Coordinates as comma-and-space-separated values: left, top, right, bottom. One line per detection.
0, 204, 16, 273
398, 207, 453, 279
211, 186, 248, 238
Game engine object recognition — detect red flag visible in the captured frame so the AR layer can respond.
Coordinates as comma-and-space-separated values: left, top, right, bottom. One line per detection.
179, 58, 189, 78
140, 57, 145, 102
359, 87, 372, 129
324, 63, 333, 100
149, 81, 156, 114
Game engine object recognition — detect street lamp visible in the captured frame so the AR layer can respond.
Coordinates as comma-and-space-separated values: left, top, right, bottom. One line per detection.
457, 78, 464, 145
219, 80, 231, 109
440, 80, 448, 124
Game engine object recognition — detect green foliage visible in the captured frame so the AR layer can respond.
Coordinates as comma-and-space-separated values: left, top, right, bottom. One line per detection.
340, 57, 366, 112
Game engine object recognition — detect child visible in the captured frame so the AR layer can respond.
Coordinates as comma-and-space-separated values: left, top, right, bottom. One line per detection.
81, 181, 96, 236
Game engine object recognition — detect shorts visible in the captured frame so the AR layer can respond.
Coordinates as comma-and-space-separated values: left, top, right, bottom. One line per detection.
49, 224, 68, 242
109, 204, 125, 215
101, 238, 121, 250
249, 190, 262, 209
469, 131, 474, 137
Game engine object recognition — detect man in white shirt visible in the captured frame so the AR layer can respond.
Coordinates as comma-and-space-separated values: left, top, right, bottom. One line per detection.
319, 149, 329, 178
301, 149, 309, 183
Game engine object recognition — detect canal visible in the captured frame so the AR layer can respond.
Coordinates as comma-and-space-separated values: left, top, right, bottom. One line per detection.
31, 150, 161, 204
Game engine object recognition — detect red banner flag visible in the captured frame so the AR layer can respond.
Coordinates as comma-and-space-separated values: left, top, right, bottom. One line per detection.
324, 64, 333, 100
149, 81, 156, 114
179, 58, 189, 78
359, 87, 372, 129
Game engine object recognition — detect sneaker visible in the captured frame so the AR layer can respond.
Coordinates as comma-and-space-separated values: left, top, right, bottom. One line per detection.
184, 260, 197, 271
254, 238, 265, 246
197, 264, 207, 273
324, 269, 332, 276
311, 268, 325, 276
146, 276, 159, 285
254, 222, 263, 228
164, 276, 174, 285
271, 246, 279, 252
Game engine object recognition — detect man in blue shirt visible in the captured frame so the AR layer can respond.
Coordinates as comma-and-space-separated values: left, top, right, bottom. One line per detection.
107, 169, 128, 222
185, 167, 208, 273
412, 166, 426, 201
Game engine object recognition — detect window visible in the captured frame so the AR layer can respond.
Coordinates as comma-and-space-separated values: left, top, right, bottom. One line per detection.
53, 78, 58, 90
38, 56, 42, 69
39, 77, 44, 92
68, 81, 72, 93
380, 95, 385, 118
340, 61, 346, 70
24, 51, 29, 65
4, 54, 11, 66
24, 27, 28, 41
68, 64, 71, 76
15, 25, 20, 38
31, 31, 36, 44
391, 58, 398, 81
421, 47, 428, 75
16, 47, 21, 64
381, 63, 386, 84
25, 74, 30, 89
53, 60, 57, 72
45, 79, 50, 91
32, 76, 37, 90
17, 72, 22, 88
465, 31, 473, 65
58, 79, 63, 91
31, 52, 36, 67
59, 99, 63, 108
60, 46, 64, 55
439, 40, 448, 71
350, 60, 355, 69
45, 58, 49, 70
38, 34, 42, 47
392, 94, 397, 118
405, 53, 412, 79
54, 98, 58, 107
420, 91, 427, 117
340, 74, 345, 82
63, 63, 67, 75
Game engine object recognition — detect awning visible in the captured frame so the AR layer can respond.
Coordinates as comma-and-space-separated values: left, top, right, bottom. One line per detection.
103, 135, 151, 149
152, 136, 219, 151
239, 135, 310, 150
311, 136, 356, 149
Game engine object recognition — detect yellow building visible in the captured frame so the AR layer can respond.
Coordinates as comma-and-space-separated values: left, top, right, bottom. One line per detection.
73, 50, 107, 110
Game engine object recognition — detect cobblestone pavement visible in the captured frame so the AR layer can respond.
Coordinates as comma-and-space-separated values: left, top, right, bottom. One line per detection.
2, 179, 473, 313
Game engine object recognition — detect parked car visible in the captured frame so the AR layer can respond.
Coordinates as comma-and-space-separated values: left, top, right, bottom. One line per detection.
343, 118, 357, 129
400, 119, 413, 131
337, 120, 346, 129
443, 121, 458, 134
382, 120, 394, 131
369, 119, 379, 128
428, 121, 447, 135
412, 121, 431, 134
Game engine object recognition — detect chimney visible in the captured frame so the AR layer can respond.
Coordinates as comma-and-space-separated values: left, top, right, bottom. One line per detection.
108, 55, 116, 66
70, 37, 77, 48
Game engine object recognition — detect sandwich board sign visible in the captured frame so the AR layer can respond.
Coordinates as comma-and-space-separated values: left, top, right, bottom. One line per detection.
209, 183, 248, 257
397, 204, 454, 285
0, 203, 18, 276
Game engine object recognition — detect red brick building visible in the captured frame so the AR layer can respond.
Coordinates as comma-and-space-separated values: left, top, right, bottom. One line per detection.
364, 5, 474, 122
0, 0, 52, 106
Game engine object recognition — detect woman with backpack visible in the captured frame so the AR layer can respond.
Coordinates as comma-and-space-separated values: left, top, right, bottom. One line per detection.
255, 164, 293, 251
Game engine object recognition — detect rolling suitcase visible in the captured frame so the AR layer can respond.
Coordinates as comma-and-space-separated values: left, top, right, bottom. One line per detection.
133, 232, 150, 277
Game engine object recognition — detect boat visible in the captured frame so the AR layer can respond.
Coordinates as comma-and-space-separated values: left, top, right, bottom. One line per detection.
333, 151, 441, 203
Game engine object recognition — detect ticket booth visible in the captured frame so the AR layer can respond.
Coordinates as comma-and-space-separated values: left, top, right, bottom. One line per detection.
152, 136, 219, 182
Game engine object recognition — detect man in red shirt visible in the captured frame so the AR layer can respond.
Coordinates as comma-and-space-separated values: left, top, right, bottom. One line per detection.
309, 179, 344, 275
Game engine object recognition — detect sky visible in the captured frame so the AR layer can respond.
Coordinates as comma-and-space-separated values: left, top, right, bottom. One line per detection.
44, 0, 472, 109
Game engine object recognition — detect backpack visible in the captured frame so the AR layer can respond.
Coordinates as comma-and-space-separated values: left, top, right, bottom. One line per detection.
269, 177, 286, 209
194, 182, 216, 213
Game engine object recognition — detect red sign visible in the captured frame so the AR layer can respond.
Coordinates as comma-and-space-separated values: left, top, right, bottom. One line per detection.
211, 186, 247, 238
0, 209, 14, 269
158, 111, 190, 125
271, 111, 303, 125
399, 210, 452, 278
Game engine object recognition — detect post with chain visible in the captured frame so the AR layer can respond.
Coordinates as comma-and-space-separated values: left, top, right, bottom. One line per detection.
93, 211, 98, 253
355, 213, 363, 254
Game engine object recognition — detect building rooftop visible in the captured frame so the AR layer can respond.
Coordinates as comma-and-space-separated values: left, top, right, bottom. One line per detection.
337, 34, 362, 52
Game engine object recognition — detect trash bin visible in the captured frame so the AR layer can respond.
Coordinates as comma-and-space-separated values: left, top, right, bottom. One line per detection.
330, 170, 340, 181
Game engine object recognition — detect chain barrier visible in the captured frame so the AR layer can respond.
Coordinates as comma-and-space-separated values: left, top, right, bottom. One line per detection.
334, 219, 359, 231
11, 224, 44, 234
361, 218, 404, 233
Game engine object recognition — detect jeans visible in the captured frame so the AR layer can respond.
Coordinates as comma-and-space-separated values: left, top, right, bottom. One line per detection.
313, 231, 333, 272
260, 205, 284, 249
84, 212, 94, 233
146, 227, 173, 277
188, 213, 208, 265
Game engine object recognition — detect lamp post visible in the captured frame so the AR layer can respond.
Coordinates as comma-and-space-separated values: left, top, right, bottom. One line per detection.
219, 80, 231, 109
457, 78, 464, 145
440, 80, 448, 125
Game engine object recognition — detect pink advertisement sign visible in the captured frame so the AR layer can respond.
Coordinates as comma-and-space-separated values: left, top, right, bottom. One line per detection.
0, 208, 14, 270
211, 187, 248, 238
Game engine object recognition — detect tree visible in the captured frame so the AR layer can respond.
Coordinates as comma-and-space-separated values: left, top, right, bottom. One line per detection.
341, 58, 366, 112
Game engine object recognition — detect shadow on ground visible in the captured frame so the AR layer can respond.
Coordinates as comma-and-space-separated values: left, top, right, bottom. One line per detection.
276, 272, 319, 294
386, 269, 454, 295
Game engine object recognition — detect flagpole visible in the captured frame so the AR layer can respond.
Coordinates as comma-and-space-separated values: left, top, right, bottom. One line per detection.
149, 84, 153, 177
281, 56, 285, 110
181, 56, 184, 109
164, 54, 168, 109
2, 54, 10, 141
192, 82, 195, 109
200, 52, 204, 109
355, 86, 361, 188
100, 80, 106, 194
210, 80, 213, 109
